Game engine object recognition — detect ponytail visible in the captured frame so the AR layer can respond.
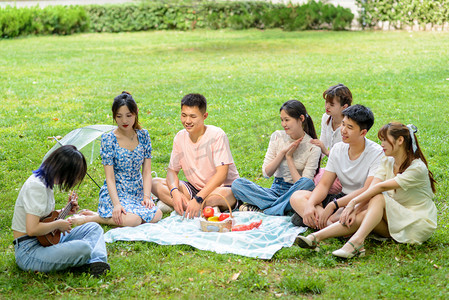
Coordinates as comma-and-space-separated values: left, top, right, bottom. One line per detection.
280, 100, 320, 175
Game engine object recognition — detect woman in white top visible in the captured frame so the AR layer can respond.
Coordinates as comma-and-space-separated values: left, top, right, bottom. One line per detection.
311, 84, 353, 194
11, 145, 110, 275
295, 123, 437, 258
231, 100, 321, 216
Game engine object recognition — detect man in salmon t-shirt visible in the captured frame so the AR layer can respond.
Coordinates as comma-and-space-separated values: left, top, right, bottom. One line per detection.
152, 93, 239, 218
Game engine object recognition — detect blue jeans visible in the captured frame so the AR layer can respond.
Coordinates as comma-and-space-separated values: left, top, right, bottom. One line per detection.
14, 222, 108, 273
231, 177, 315, 216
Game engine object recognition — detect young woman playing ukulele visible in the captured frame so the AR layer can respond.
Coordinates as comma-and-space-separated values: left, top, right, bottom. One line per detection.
11, 145, 110, 276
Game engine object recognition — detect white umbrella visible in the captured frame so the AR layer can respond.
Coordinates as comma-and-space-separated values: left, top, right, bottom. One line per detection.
44, 125, 116, 188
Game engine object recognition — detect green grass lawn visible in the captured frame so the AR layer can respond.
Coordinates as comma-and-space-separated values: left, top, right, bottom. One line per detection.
1, 29, 448, 298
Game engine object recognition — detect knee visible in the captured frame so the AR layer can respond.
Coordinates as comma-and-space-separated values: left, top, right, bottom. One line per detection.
231, 178, 249, 192
82, 222, 104, 236
150, 209, 162, 223
369, 194, 386, 208
152, 177, 166, 189
290, 190, 308, 205
123, 214, 143, 227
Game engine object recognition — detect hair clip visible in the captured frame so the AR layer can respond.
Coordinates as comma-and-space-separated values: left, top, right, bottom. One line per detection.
406, 124, 418, 153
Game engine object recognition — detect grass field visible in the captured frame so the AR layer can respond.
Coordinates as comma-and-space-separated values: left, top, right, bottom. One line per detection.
1, 29, 448, 298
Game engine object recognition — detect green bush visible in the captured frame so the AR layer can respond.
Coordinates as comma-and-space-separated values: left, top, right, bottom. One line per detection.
0, 5, 89, 38
356, 0, 449, 29
0, 1, 354, 38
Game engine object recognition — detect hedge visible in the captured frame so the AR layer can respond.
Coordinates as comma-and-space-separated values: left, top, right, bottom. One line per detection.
356, 0, 449, 30
0, 1, 354, 38
0, 6, 89, 38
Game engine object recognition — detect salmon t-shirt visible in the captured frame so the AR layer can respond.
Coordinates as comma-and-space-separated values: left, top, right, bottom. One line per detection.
168, 125, 239, 190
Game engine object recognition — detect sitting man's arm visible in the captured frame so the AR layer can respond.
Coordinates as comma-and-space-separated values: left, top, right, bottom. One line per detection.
167, 168, 190, 216
184, 164, 229, 219
303, 170, 336, 229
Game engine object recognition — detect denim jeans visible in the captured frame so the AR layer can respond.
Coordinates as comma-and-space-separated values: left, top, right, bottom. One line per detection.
231, 177, 315, 216
14, 222, 108, 273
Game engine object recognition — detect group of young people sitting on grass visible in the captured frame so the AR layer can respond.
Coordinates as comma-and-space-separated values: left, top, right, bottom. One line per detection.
12, 85, 437, 276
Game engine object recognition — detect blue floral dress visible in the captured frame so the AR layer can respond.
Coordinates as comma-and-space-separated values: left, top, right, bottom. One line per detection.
98, 129, 158, 222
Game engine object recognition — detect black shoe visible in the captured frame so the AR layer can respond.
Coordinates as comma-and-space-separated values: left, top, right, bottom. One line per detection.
88, 262, 110, 277
291, 213, 306, 227
72, 262, 110, 277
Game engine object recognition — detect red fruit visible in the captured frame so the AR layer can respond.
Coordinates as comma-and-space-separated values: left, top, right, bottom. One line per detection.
231, 224, 250, 231
232, 220, 262, 232
203, 206, 214, 218
218, 213, 230, 221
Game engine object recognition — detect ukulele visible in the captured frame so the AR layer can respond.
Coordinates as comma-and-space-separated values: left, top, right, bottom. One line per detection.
37, 192, 78, 247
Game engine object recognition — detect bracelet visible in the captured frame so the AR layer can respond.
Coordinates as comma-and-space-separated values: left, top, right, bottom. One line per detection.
169, 187, 179, 197
144, 193, 152, 200
333, 199, 339, 213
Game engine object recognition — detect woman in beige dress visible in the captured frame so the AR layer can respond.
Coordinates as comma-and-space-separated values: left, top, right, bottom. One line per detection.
295, 122, 437, 258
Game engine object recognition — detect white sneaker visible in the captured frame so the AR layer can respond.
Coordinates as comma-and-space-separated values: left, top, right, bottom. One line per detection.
156, 200, 174, 213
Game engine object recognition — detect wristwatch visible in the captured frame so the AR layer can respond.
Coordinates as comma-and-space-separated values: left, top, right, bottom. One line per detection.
194, 195, 204, 204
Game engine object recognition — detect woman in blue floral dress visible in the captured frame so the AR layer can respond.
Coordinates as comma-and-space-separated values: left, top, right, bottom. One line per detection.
71, 92, 162, 227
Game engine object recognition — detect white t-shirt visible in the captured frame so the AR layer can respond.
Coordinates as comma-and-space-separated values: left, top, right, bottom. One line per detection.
12, 174, 55, 233
168, 125, 239, 190
326, 138, 383, 194
320, 113, 342, 151
262, 131, 321, 183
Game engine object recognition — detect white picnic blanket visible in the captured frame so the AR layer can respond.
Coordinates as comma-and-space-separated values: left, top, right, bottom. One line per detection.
103, 211, 306, 259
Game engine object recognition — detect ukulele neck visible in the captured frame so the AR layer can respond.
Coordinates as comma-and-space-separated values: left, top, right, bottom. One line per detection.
58, 201, 74, 220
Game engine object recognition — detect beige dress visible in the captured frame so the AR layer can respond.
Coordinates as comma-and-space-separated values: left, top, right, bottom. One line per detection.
375, 157, 437, 244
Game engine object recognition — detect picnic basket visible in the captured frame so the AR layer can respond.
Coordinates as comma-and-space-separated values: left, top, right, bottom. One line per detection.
199, 193, 234, 233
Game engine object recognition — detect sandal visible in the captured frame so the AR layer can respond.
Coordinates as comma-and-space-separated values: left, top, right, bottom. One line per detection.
294, 233, 319, 251
332, 241, 365, 258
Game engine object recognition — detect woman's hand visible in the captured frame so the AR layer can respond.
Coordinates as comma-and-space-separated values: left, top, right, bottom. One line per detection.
112, 203, 127, 225
142, 196, 155, 208
285, 137, 303, 159
310, 139, 329, 156
68, 191, 79, 215
339, 202, 355, 227
56, 219, 72, 234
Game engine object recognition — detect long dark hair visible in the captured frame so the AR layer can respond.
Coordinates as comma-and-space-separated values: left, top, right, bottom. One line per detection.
378, 122, 436, 193
280, 100, 317, 139
33, 145, 87, 191
112, 91, 141, 130
280, 100, 320, 175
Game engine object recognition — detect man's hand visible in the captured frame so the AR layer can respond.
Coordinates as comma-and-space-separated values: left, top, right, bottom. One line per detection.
184, 199, 201, 219
172, 190, 189, 216
318, 202, 336, 229
303, 204, 319, 229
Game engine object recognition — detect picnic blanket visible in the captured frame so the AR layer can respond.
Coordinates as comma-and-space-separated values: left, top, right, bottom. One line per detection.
104, 211, 306, 259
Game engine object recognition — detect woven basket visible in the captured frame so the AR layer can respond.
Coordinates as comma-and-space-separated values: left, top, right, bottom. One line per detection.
199, 193, 234, 233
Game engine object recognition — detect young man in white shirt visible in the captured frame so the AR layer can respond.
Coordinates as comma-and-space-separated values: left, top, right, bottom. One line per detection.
290, 104, 383, 229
